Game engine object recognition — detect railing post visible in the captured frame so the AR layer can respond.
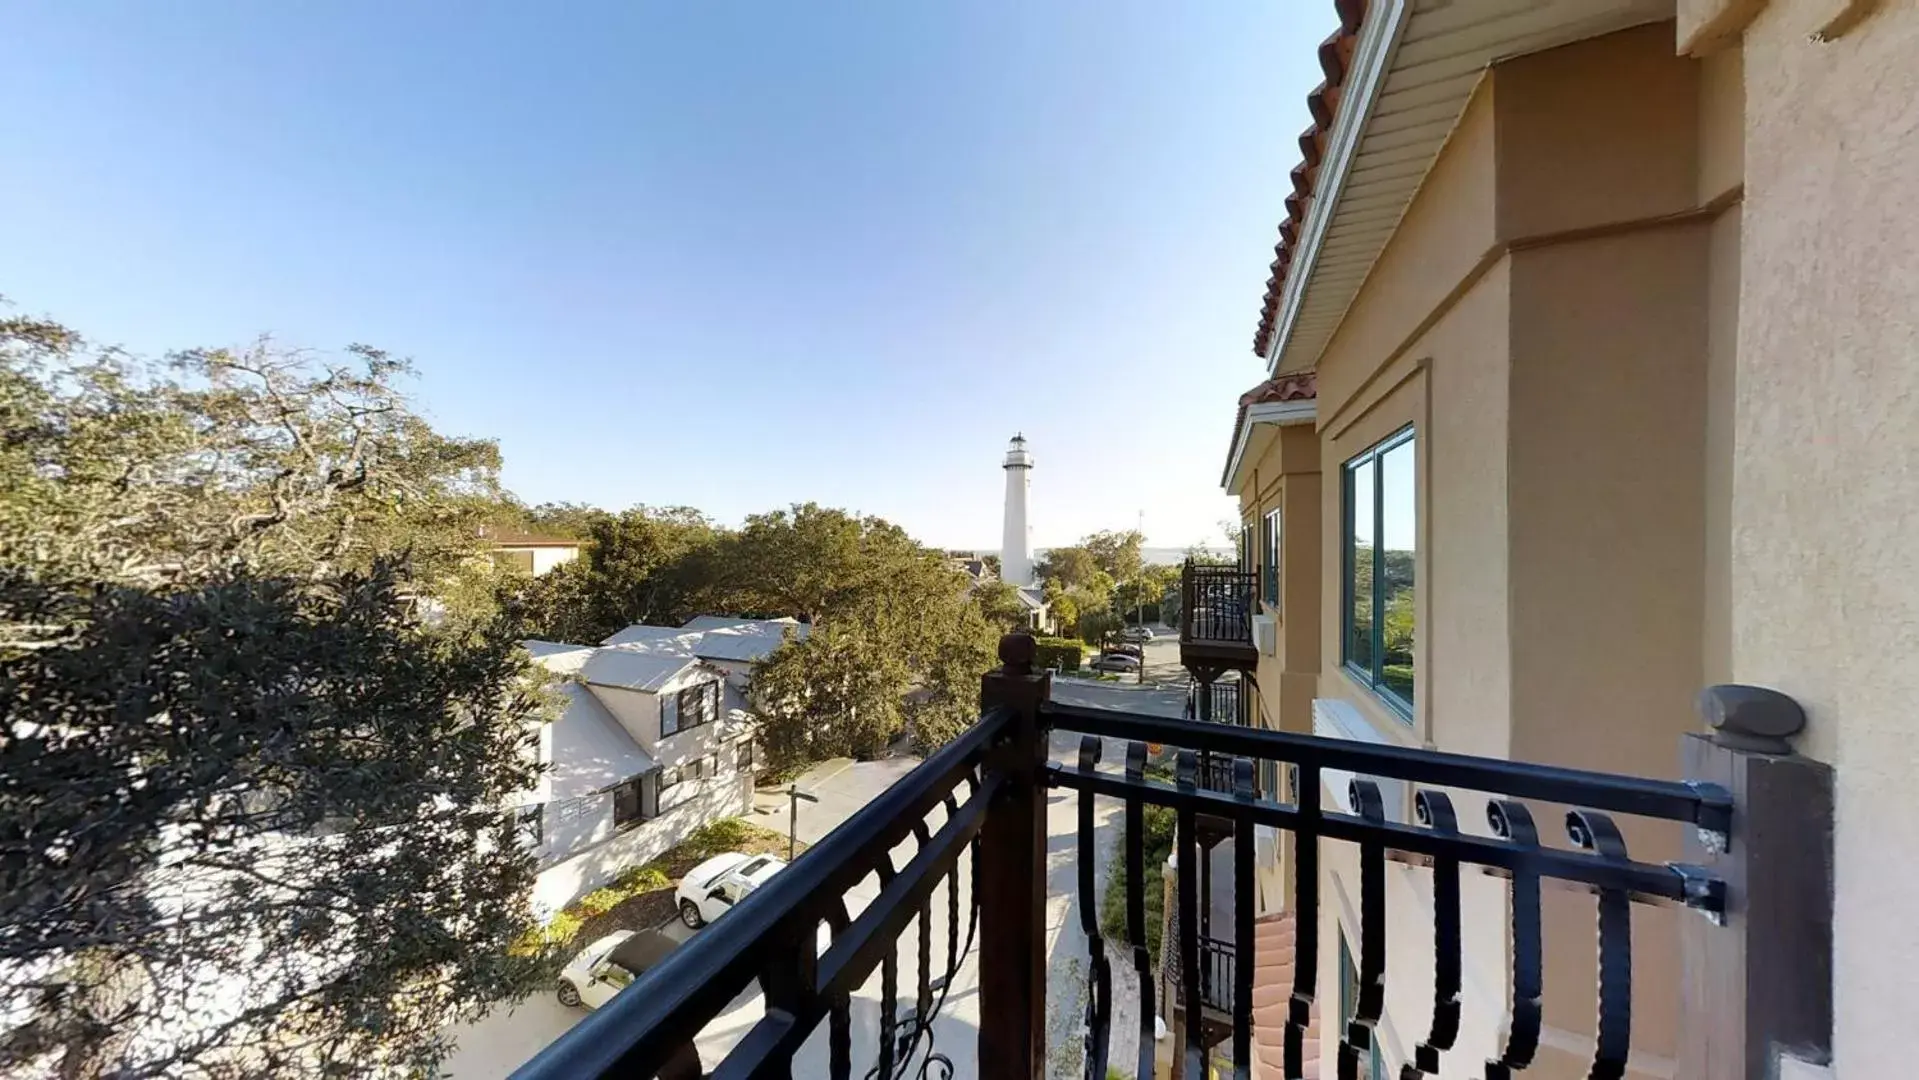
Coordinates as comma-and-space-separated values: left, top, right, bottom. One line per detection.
977, 632, 1051, 1080
1679, 685, 1833, 1080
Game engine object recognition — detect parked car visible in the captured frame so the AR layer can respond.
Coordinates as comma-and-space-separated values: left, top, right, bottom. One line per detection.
1121, 626, 1155, 643
1090, 652, 1142, 673
676, 852, 788, 928
1104, 642, 1144, 659
557, 929, 677, 1009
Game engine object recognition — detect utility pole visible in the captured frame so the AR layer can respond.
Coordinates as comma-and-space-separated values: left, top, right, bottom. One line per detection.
787, 784, 819, 860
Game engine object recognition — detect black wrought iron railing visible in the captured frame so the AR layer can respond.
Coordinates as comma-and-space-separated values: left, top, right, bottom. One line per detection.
1196, 935, 1236, 1014
516, 706, 1010, 1080
1180, 562, 1257, 646
1186, 677, 1248, 726
512, 637, 1829, 1080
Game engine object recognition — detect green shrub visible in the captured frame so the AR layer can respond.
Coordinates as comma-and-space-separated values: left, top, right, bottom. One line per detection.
541, 909, 585, 948
1098, 804, 1177, 978
1033, 637, 1084, 673
688, 818, 751, 854
612, 865, 670, 893
576, 887, 625, 917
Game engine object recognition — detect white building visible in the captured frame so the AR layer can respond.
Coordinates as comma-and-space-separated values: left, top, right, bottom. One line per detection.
518, 616, 806, 913
484, 530, 583, 576
999, 434, 1034, 586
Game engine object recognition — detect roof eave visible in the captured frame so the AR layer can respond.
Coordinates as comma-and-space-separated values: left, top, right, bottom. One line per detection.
1222, 399, 1319, 494
1267, 0, 1415, 375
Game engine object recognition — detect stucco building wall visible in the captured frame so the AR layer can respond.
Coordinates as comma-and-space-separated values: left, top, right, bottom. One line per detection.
1730, 2, 1919, 1073
1295, 25, 1721, 1078
532, 772, 752, 915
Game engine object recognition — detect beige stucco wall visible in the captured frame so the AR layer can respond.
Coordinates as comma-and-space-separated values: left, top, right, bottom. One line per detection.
1731, 2, 1919, 1074
1494, 23, 1700, 240
1240, 423, 1325, 735
1297, 24, 1723, 1078
1507, 221, 1712, 1071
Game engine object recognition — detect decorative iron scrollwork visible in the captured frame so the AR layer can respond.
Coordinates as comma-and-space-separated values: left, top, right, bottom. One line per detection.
1486, 800, 1542, 1080
1401, 790, 1461, 1079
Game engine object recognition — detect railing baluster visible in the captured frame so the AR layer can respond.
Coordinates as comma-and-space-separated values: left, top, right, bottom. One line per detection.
875, 856, 899, 1080
1403, 791, 1461, 1079
1076, 736, 1112, 1080
825, 902, 853, 1080
1124, 741, 1156, 1080
1288, 763, 1321, 1080
1233, 757, 1258, 1080
1176, 749, 1204, 1078
1486, 800, 1542, 1080
1567, 810, 1632, 1080
1340, 780, 1387, 1080
907, 819, 935, 1075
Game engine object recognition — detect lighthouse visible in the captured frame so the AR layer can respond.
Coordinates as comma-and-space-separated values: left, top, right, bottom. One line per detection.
1001, 434, 1034, 586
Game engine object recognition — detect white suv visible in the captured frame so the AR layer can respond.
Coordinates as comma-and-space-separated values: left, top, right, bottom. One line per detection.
676, 852, 787, 928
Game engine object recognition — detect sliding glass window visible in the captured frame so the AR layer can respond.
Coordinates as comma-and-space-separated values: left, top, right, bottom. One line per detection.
1342, 427, 1415, 718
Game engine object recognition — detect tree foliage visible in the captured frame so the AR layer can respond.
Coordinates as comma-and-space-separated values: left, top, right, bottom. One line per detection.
1081, 529, 1145, 585
740, 508, 995, 763
518, 507, 721, 643
0, 316, 509, 624
0, 309, 555, 1078
969, 579, 1029, 633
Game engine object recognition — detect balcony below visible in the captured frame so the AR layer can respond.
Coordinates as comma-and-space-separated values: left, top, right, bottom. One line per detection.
1178, 562, 1258, 672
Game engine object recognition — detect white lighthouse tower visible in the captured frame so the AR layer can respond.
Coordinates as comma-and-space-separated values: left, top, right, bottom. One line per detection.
1001, 434, 1035, 586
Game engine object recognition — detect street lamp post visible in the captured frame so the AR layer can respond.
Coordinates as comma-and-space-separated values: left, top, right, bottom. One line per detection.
787, 784, 819, 860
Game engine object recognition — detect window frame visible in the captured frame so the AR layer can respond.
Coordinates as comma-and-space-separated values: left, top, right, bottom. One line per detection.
516, 803, 544, 848
1261, 506, 1282, 611
1341, 426, 1416, 721
1338, 931, 1386, 1080
660, 766, 682, 792
661, 678, 722, 739
611, 778, 644, 828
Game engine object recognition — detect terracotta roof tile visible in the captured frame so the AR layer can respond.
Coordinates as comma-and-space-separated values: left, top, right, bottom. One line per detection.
1224, 371, 1318, 489
1250, 913, 1321, 1080
1253, 0, 1367, 360
1239, 371, 1318, 407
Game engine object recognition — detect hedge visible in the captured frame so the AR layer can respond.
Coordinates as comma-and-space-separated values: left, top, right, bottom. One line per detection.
1034, 637, 1084, 672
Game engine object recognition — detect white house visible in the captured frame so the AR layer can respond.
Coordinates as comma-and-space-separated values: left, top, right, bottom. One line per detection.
483, 529, 583, 576
520, 617, 806, 913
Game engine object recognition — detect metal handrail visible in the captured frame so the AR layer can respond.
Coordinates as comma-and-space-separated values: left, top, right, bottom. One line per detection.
514, 707, 1012, 1079
515, 678, 1736, 1080
1041, 701, 1731, 832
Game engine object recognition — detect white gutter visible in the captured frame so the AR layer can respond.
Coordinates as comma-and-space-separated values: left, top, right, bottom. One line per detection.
1265, 0, 1413, 374
1221, 399, 1318, 493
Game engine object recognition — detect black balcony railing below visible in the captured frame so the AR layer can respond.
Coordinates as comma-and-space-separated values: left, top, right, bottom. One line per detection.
1186, 677, 1248, 726
509, 636, 1823, 1080
1196, 935, 1236, 1014
1180, 562, 1257, 646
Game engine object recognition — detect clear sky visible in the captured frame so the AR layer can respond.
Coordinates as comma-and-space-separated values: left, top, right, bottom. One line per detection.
0, 1, 1329, 551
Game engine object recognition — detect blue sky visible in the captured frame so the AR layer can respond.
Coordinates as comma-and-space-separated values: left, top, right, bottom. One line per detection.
0, 2, 1327, 550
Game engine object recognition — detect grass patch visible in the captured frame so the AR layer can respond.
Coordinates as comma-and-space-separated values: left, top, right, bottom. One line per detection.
524, 818, 804, 954
1097, 803, 1177, 981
